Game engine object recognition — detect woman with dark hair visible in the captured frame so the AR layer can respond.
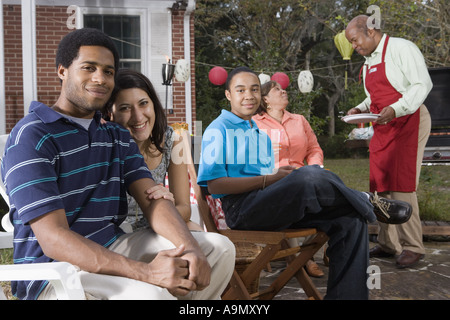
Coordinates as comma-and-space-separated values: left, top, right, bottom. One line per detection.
105, 69, 201, 231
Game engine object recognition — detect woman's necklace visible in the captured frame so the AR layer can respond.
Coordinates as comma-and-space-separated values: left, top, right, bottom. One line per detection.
140, 140, 164, 170
268, 109, 284, 123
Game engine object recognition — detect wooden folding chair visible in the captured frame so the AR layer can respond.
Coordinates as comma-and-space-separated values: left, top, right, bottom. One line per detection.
188, 165, 329, 300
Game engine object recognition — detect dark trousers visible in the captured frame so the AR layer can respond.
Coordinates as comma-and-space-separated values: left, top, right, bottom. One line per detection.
221, 165, 375, 299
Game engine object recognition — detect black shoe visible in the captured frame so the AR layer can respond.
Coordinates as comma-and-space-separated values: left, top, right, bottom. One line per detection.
368, 192, 412, 224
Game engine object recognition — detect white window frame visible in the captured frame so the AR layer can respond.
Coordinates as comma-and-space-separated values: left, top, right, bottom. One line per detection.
76, 7, 147, 74
76, 6, 174, 111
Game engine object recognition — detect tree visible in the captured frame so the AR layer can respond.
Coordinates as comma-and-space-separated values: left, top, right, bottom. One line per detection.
370, 0, 449, 67
194, 0, 449, 136
195, 0, 352, 134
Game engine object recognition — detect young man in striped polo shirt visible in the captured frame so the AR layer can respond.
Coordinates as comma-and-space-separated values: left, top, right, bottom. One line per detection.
1, 28, 234, 300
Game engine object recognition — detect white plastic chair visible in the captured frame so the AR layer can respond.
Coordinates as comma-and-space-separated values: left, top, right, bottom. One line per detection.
0, 262, 85, 300
0, 214, 13, 249
0, 134, 13, 249
0, 134, 86, 300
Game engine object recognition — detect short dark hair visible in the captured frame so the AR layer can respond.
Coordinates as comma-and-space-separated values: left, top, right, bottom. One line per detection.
56, 28, 120, 72
104, 69, 167, 154
225, 66, 259, 91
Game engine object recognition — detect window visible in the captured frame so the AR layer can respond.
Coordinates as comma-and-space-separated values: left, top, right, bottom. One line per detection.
77, 6, 172, 111
84, 14, 141, 72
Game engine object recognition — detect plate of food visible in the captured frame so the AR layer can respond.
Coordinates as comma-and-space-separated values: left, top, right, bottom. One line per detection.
341, 113, 380, 124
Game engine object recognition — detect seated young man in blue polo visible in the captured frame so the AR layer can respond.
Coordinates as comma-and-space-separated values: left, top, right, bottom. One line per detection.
197, 66, 412, 300
1, 28, 235, 300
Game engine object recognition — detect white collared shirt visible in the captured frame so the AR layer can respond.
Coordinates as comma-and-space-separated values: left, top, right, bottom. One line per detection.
356, 34, 433, 117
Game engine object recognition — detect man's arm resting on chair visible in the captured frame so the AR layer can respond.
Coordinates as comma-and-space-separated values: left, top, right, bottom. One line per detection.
30, 178, 210, 296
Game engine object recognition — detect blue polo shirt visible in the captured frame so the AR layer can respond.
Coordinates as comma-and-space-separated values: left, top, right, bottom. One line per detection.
197, 110, 274, 198
1, 101, 152, 300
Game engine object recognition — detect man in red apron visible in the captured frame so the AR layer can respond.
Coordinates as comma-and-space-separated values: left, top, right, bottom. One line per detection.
345, 15, 432, 268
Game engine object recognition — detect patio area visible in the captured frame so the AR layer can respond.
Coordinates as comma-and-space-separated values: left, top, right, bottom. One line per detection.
260, 239, 450, 300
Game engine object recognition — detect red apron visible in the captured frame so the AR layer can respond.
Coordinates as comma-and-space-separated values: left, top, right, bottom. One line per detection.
365, 35, 420, 193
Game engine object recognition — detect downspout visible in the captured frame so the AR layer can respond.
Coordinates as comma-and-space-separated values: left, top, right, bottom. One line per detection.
0, 0, 5, 134
184, 0, 195, 134
21, 0, 37, 115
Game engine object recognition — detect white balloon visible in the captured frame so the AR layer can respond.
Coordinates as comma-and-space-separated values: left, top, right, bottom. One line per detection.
258, 73, 271, 85
174, 59, 190, 82
298, 70, 314, 93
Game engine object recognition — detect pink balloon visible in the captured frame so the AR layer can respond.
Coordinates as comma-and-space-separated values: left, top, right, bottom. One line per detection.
271, 72, 290, 89
208, 66, 228, 85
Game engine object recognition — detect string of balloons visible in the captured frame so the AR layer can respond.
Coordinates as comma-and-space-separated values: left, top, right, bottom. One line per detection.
200, 30, 354, 93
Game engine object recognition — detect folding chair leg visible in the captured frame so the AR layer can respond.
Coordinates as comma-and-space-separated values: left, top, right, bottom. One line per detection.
222, 244, 281, 300
258, 232, 328, 300
295, 267, 322, 300
240, 244, 280, 288
258, 248, 313, 300
294, 232, 328, 300
222, 270, 252, 300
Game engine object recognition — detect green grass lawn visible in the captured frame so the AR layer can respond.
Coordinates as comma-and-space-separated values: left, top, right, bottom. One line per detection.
0, 248, 13, 299
324, 158, 450, 222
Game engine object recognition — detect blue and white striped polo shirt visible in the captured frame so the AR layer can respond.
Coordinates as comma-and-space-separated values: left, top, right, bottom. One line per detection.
1, 101, 153, 300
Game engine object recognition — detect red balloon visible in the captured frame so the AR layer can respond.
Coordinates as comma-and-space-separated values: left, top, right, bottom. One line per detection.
208, 66, 228, 85
271, 72, 290, 89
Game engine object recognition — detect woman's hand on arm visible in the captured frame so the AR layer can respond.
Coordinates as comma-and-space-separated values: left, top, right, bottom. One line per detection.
145, 184, 175, 203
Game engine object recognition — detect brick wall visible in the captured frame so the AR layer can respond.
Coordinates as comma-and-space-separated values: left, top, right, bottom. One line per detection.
3, 4, 24, 132
35, 6, 70, 112
3, 5, 71, 132
168, 9, 196, 132
2, 4, 196, 133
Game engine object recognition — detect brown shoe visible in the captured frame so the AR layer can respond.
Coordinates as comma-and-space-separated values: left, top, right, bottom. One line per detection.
396, 250, 424, 269
305, 260, 324, 278
369, 245, 395, 258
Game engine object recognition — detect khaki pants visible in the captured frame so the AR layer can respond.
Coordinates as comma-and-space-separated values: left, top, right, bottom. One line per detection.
377, 105, 431, 255
39, 230, 235, 300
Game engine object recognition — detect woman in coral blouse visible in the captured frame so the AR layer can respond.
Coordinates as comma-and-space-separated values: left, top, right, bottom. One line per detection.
253, 80, 325, 277
253, 81, 323, 169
